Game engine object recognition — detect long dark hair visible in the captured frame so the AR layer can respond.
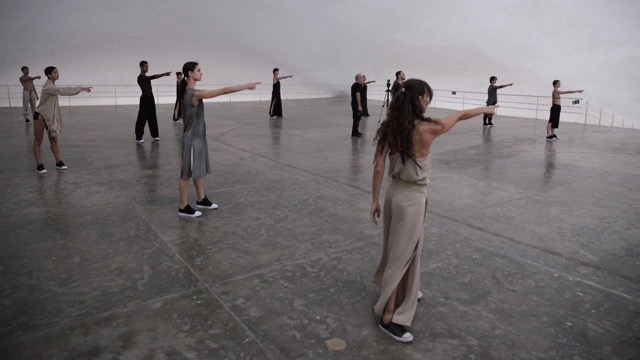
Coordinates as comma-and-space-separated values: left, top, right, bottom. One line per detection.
179, 61, 198, 98
374, 78, 433, 164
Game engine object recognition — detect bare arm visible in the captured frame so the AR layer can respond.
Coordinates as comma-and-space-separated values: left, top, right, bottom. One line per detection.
356, 92, 362, 111
370, 143, 390, 224
556, 89, 584, 95
365, 80, 376, 85
275, 75, 293, 81
432, 106, 497, 136
193, 82, 261, 104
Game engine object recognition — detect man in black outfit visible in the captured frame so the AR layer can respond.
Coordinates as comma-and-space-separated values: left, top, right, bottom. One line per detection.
391, 70, 405, 99
351, 73, 365, 137
135, 61, 171, 143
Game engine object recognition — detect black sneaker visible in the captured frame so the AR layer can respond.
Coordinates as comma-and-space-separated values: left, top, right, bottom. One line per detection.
552, 134, 559, 140
56, 161, 68, 170
178, 204, 202, 218
36, 164, 47, 174
25, 118, 32, 124
488, 122, 495, 127
483, 123, 488, 127
546, 135, 556, 141
379, 320, 413, 343
196, 196, 218, 209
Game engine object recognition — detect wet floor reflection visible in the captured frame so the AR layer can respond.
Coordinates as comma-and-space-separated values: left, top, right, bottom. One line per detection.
543, 141, 556, 183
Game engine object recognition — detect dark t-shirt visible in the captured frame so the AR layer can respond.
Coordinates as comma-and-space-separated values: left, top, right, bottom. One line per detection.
391, 81, 402, 98
351, 82, 363, 109
486, 84, 506, 105
137, 75, 154, 96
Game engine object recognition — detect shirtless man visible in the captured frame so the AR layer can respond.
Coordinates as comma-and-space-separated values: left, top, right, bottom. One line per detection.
19, 66, 41, 124
547, 80, 583, 141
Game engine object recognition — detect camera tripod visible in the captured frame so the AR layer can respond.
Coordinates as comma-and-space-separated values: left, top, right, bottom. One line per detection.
378, 80, 392, 124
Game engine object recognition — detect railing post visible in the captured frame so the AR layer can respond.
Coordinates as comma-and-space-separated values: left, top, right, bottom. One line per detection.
584, 100, 588, 124
535, 96, 539, 120
461, 91, 465, 110
114, 86, 118, 107
7, 86, 12, 114
598, 108, 602, 126
611, 113, 615, 127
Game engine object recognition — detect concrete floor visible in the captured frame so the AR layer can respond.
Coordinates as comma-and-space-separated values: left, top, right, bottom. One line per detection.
0, 98, 639, 359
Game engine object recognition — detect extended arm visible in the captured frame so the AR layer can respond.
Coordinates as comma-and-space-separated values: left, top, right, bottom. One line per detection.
433, 106, 496, 136
365, 80, 376, 85
275, 75, 293, 80
150, 72, 172, 80
193, 82, 261, 104
370, 143, 390, 224
42, 84, 92, 96
499, 83, 514, 88
556, 89, 584, 95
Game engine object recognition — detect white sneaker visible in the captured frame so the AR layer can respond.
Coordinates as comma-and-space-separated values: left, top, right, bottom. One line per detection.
136, 139, 145, 143
153, 137, 160, 142
417, 291, 423, 300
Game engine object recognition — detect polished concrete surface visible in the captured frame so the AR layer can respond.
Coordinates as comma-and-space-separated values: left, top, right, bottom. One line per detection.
0, 98, 639, 359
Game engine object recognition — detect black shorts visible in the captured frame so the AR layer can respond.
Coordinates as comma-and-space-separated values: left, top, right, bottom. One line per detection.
548, 104, 561, 129
33, 111, 43, 121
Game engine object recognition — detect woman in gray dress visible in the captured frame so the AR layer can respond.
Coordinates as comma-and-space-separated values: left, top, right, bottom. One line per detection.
178, 61, 260, 217
370, 79, 496, 342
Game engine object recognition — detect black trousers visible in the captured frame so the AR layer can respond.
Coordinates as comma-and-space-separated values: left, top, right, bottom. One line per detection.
135, 95, 159, 139
351, 107, 361, 135
483, 102, 497, 124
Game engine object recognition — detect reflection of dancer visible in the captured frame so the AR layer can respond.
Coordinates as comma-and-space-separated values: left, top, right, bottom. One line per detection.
269, 68, 293, 118
483, 76, 513, 127
32, 66, 92, 174
370, 79, 495, 343
546, 80, 583, 141
361, 75, 375, 117
177, 61, 260, 217
19, 66, 41, 124
173, 72, 184, 121
135, 61, 171, 143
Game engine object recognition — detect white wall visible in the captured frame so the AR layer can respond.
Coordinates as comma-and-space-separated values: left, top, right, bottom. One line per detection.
1, 0, 638, 120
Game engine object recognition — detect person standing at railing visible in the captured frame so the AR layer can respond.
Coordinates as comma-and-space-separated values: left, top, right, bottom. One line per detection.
483, 76, 513, 127
135, 61, 171, 143
32, 66, 92, 174
390, 71, 405, 100
370, 78, 496, 343
19, 66, 41, 124
173, 72, 184, 122
361, 75, 375, 117
546, 80, 583, 141
177, 61, 260, 217
269, 68, 293, 118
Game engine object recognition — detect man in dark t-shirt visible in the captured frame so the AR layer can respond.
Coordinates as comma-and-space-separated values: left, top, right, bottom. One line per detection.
390, 70, 405, 100
135, 60, 171, 143
351, 74, 365, 137
483, 76, 514, 127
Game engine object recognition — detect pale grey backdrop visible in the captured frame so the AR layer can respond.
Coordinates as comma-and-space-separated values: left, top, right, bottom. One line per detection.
1, 0, 638, 120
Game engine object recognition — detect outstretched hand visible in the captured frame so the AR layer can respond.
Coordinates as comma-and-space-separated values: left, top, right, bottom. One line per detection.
82, 87, 93, 93
485, 105, 498, 116
246, 82, 261, 90
164, 72, 172, 77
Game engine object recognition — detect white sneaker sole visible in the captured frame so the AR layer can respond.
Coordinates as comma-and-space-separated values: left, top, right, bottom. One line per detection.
178, 210, 202, 218
196, 203, 219, 209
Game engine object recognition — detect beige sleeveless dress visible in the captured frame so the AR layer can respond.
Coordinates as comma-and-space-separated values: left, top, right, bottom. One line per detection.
372, 152, 431, 327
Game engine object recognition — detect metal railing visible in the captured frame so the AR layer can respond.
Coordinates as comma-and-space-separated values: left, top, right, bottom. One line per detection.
0, 84, 634, 129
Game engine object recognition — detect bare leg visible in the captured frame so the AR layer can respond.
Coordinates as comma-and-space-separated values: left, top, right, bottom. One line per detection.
179, 178, 190, 208
193, 178, 205, 202
49, 135, 62, 162
546, 122, 553, 136
33, 120, 45, 165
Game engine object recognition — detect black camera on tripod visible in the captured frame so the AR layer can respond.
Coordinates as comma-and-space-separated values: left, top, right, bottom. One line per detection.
386, 79, 391, 89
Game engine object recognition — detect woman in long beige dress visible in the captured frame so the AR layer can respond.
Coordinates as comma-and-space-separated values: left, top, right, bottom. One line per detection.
370, 79, 496, 343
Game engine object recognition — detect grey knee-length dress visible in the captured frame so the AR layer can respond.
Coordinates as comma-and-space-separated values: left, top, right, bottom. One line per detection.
372, 153, 431, 327
181, 88, 211, 179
